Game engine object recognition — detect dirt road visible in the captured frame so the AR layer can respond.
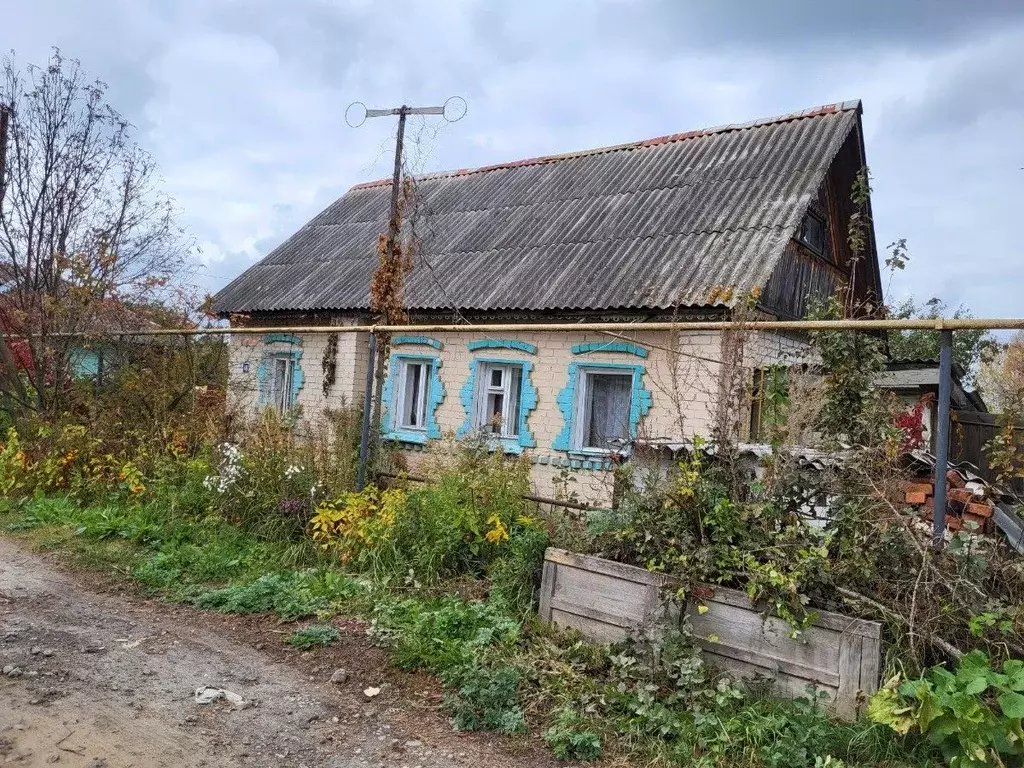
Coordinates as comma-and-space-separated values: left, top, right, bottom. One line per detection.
0, 539, 554, 768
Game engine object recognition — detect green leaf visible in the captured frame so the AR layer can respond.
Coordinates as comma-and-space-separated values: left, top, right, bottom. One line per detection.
962, 675, 989, 696
915, 692, 945, 732
998, 691, 1024, 720
1004, 660, 1024, 692
866, 688, 915, 734
959, 650, 991, 675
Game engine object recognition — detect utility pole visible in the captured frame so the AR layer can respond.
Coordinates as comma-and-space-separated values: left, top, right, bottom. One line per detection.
0, 105, 10, 207
349, 100, 465, 490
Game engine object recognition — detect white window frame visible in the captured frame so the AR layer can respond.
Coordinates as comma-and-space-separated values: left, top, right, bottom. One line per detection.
394, 358, 430, 432
472, 362, 522, 439
270, 355, 296, 414
571, 367, 634, 452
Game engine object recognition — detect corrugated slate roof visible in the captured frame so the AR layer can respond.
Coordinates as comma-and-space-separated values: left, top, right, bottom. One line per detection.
212, 101, 862, 315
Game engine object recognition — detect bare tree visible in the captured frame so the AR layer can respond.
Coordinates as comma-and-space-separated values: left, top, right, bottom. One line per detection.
0, 49, 191, 414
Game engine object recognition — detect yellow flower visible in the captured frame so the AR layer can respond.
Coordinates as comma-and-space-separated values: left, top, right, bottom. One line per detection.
485, 514, 509, 544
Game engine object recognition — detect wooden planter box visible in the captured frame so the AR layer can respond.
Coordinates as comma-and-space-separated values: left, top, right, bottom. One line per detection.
538, 548, 881, 720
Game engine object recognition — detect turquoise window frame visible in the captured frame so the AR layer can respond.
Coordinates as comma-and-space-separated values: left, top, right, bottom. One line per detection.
467, 339, 538, 355
457, 357, 538, 455
381, 353, 445, 444
552, 362, 652, 455
571, 341, 649, 359
262, 333, 303, 346
392, 335, 444, 351
256, 335, 305, 411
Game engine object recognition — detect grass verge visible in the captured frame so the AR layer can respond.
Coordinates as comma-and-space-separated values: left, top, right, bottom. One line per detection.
0, 496, 936, 767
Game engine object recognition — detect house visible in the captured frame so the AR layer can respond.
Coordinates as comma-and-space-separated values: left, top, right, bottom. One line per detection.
0, 294, 185, 382
212, 101, 882, 505
876, 359, 988, 452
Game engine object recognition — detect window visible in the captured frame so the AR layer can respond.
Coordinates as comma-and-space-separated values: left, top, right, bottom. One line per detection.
395, 358, 429, 431
573, 369, 633, 451
270, 355, 296, 413
799, 211, 827, 255
472, 363, 522, 438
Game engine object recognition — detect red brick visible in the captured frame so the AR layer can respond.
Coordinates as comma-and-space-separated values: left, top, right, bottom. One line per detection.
905, 491, 928, 505
946, 517, 963, 531
946, 470, 967, 489
949, 488, 975, 505
905, 482, 933, 496
965, 502, 994, 519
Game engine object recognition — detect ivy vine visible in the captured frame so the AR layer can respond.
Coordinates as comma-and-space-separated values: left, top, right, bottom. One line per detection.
322, 333, 338, 397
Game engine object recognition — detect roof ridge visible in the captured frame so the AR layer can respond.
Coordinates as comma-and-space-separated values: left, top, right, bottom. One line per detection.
350, 100, 861, 191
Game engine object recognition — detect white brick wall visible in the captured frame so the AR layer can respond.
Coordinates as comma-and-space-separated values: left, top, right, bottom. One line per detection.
226, 322, 814, 506
226, 325, 370, 422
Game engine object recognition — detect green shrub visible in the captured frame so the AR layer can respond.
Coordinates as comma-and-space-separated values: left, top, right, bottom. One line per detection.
599, 446, 832, 634
371, 595, 520, 674
543, 708, 603, 761
487, 524, 550, 615
193, 570, 360, 621
204, 408, 362, 538
868, 650, 1024, 767
287, 623, 341, 650
445, 663, 526, 734
363, 441, 535, 584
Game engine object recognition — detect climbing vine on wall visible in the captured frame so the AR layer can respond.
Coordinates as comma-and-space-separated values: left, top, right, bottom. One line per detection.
322, 333, 338, 397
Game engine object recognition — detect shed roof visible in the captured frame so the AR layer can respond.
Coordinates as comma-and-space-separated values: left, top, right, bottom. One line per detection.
212, 101, 864, 316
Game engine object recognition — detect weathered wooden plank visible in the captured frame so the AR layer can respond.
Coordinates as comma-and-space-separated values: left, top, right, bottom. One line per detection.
550, 597, 640, 629
688, 602, 841, 675
550, 608, 628, 644
704, 650, 839, 703
699, 585, 881, 639
538, 560, 557, 622
835, 634, 861, 720
858, 632, 881, 701
694, 638, 841, 688
552, 566, 653, 624
545, 548, 673, 587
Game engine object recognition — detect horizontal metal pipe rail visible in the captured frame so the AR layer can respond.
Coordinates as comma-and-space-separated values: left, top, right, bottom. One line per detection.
7, 317, 1024, 338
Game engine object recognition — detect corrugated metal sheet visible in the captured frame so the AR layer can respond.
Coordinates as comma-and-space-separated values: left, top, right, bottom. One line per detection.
212, 102, 862, 315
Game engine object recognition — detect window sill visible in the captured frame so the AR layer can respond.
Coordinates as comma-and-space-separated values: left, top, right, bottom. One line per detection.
383, 430, 428, 445
567, 447, 626, 458
492, 437, 524, 456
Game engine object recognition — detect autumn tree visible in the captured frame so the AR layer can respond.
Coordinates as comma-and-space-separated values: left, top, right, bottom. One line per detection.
0, 50, 192, 414
886, 297, 997, 385
978, 332, 1024, 416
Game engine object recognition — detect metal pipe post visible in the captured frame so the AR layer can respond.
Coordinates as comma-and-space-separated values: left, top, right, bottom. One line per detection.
356, 332, 377, 491
932, 329, 953, 547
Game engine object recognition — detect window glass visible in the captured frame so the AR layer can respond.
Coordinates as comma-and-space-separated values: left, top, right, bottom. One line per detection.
580, 371, 632, 449
799, 212, 827, 255
398, 360, 428, 430
473, 363, 522, 438
271, 356, 294, 413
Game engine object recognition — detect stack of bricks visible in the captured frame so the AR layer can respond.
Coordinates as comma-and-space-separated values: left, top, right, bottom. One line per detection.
905, 469, 996, 535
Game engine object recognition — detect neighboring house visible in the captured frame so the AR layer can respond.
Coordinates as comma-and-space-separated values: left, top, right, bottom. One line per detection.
876, 359, 987, 451
0, 294, 177, 382
212, 101, 882, 505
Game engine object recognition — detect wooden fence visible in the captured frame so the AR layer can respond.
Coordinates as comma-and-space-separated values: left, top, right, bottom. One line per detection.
951, 410, 1024, 497
539, 548, 881, 719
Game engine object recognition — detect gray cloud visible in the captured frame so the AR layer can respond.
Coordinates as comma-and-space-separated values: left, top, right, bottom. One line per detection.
4, 0, 1024, 323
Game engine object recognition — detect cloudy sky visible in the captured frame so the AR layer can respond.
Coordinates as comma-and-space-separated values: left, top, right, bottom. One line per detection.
6, 1, 1024, 317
